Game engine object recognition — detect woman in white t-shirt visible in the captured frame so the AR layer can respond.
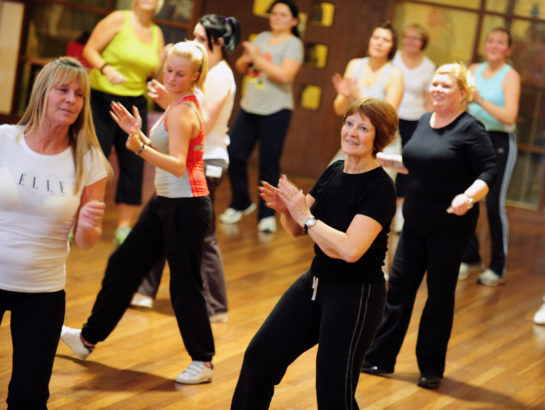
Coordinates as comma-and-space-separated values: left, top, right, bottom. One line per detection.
392, 23, 436, 231
0, 57, 111, 408
219, 0, 304, 234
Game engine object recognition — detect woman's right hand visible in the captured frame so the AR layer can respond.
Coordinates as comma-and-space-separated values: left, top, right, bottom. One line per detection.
102, 64, 126, 85
147, 79, 172, 109
332, 73, 359, 99
110, 101, 142, 134
259, 181, 289, 214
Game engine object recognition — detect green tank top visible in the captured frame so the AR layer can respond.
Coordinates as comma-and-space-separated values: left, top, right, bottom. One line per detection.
90, 11, 160, 96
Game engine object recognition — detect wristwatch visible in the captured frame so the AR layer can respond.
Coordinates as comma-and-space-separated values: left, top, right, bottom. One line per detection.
303, 216, 317, 234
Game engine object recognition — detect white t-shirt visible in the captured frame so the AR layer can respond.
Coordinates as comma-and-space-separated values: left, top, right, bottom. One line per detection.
393, 50, 436, 121
203, 60, 236, 162
0, 124, 108, 293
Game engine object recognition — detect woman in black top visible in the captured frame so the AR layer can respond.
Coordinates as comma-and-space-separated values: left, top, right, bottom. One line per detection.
231, 98, 398, 410
363, 63, 497, 389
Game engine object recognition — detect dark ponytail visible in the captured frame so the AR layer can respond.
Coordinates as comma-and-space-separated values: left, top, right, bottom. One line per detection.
199, 14, 242, 58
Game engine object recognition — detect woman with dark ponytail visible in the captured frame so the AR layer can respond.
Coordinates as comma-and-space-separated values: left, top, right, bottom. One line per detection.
129, 15, 242, 324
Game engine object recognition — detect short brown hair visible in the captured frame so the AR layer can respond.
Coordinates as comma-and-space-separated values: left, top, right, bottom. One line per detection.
343, 98, 398, 156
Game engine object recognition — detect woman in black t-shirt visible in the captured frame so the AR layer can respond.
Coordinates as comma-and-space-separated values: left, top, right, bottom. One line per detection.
363, 63, 497, 390
231, 98, 398, 410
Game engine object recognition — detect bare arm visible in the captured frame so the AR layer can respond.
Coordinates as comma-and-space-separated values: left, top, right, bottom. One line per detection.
333, 59, 359, 116
73, 178, 107, 249
235, 44, 254, 74
376, 152, 408, 174
385, 66, 404, 110
242, 41, 302, 83
128, 103, 198, 177
82, 11, 126, 84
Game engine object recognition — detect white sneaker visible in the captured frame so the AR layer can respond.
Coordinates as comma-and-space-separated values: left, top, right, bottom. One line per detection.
219, 203, 256, 224
458, 262, 484, 280
209, 313, 228, 323
130, 293, 154, 309
61, 325, 93, 359
175, 361, 213, 384
476, 269, 504, 286
534, 298, 545, 325
258, 216, 276, 233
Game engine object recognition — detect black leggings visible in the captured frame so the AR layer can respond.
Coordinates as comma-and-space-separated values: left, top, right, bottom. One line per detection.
227, 108, 292, 220
231, 271, 385, 410
82, 196, 215, 362
365, 221, 475, 377
1, 289, 65, 409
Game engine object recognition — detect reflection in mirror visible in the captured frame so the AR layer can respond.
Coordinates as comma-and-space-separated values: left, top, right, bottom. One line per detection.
305, 43, 328, 68
310, 2, 335, 26
300, 85, 322, 110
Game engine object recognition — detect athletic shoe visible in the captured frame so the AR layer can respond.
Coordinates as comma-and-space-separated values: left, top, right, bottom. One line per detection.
114, 226, 132, 247
209, 313, 228, 323
130, 293, 154, 309
175, 361, 213, 384
60, 326, 93, 360
257, 216, 276, 233
458, 262, 484, 280
219, 203, 256, 224
476, 269, 505, 286
534, 298, 545, 325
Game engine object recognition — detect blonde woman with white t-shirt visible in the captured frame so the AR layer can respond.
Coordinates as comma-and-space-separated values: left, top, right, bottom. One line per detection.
0, 57, 110, 409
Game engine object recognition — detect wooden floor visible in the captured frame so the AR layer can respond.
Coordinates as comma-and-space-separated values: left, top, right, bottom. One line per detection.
2, 167, 545, 409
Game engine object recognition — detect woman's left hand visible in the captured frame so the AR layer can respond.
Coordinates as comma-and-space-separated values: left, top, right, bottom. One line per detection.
277, 175, 310, 226
77, 200, 105, 230
447, 194, 473, 216
110, 101, 142, 134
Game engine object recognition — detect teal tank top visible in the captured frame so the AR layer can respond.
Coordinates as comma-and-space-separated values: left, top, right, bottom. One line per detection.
468, 63, 514, 132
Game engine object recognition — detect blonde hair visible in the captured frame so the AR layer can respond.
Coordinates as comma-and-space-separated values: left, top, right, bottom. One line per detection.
132, 0, 164, 14
18, 57, 112, 193
168, 40, 209, 92
434, 62, 475, 109
343, 98, 398, 156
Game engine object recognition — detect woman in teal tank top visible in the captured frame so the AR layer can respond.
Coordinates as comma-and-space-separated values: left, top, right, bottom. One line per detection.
458, 27, 521, 286
83, 0, 165, 246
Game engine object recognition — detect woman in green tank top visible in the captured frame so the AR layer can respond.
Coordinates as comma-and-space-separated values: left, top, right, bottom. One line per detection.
82, 0, 165, 246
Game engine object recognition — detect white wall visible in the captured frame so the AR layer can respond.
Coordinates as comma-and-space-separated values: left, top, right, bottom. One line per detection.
0, 1, 24, 115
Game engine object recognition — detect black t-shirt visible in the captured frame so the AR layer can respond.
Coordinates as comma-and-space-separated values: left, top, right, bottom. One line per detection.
402, 112, 497, 233
308, 161, 396, 283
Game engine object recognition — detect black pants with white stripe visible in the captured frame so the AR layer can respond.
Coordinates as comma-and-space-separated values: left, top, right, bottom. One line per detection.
462, 131, 517, 276
231, 271, 386, 410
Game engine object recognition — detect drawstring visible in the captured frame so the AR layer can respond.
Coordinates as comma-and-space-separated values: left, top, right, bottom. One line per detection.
311, 276, 319, 301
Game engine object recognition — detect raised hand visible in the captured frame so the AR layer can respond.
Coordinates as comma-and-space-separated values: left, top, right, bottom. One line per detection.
259, 180, 289, 214
110, 101, 142, 134
147, 79, 172, 109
